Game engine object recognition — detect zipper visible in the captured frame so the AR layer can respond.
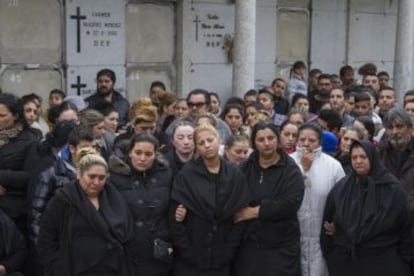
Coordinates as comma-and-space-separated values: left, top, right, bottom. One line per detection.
259, 171, 264, 184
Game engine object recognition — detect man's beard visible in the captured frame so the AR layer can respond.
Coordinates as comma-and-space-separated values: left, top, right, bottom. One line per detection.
389, 135, 411, 150
98, 87, 113, 97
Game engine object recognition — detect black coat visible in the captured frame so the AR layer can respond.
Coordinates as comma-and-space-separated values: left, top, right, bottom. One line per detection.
161, 147, 186, 177
29, 156, 76, 244
0, 128, 38, 219
86, 91, 130, 128
170, 157, 251, 276
321, 140, 414, 276
109, 154, 173, 275
0, 210, 27, 274
37, 181, 135, 276
233, 150, 304, 276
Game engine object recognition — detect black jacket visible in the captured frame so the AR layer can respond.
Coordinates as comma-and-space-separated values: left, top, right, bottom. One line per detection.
238, 150, 304, 247
37, 181, 135, 276
86, 91, 130, 128
0, 128, 39, 219
0, 210, 27, 274
161, 147, 186, 177
109, 154, 173, 275
321, 140, 414, 276
29, 156, 76, 244
170, 157, 251, 273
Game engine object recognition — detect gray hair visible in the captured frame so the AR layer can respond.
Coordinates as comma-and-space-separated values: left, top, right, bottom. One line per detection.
383, 107, 413, 128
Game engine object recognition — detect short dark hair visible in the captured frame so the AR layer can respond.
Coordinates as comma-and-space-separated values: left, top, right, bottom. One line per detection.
250, 122, 280, 151
404, 90, 414, 101
68, 126, 94, 147
293, 61, 306, 70
309, 68, 322, 78
271, 78, 285, 87
150, 81, 166, 91
97, 68, 116, 83
49, 89, 66, 99
377, 71, 389, 78
378, 87, 395, 96
318, 73, 332, 81
358, 63, 377, 76
246, 101, 265, 111
258, 89, 274, 102
244, 89, 258, 99
318, 109, 343, 132
339, 65, 354, 77
354, 93, 372, 104
129, 133, 159, 153
291, 93, 308, 107
187, 89, 211, 106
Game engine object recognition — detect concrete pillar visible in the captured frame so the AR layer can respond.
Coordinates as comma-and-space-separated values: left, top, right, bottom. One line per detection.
232, 0, 256, 98
393, 0, 414, 104
176, 0, 192, 96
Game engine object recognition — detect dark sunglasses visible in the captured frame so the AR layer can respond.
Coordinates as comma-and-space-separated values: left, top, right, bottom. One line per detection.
187, 102, 206, 108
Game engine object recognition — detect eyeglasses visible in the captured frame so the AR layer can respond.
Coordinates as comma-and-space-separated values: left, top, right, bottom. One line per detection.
187, 102, 206, 108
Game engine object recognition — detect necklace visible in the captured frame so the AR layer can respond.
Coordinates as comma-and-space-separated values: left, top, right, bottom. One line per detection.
259, 153, 280, 168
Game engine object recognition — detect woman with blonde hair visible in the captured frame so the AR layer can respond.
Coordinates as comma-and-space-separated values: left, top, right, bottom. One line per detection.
38, 148, 135, 276
114, 97, 168, 157
170, 124, 251, 276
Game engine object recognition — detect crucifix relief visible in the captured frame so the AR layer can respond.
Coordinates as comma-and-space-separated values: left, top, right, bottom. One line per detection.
193, 15, 201, 41
70, 7, 87, 53
70, 75, 87, 96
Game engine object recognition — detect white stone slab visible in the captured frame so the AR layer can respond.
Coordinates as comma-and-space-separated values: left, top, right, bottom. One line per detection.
126, 3, 175, 63
0, 0, 61, 64
65, 0, 125, 66
66, 65, 126, 98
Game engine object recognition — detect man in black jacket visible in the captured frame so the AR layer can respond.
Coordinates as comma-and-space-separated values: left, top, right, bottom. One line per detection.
86, 69, 130, 129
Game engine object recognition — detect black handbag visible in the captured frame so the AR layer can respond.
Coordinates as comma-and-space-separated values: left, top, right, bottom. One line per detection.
153, 238, 173, 264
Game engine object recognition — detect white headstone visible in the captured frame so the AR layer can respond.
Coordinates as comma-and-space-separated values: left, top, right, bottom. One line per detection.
65, 0, 125, 96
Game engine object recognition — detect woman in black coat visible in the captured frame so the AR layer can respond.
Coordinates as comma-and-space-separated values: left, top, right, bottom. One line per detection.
37, 149, 135, 276
0, 209, 27, 275
170, 123, 251, 276
109, 133, 173, 276
0, 93, 39, 232
233, 122, 305, 276
321, 140, 414, 276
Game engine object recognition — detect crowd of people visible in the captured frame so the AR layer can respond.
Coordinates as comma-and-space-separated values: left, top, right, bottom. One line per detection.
0, 63, 414, 276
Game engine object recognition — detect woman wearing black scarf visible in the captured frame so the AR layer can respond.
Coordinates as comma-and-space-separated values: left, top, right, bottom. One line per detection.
37, 148, 135, 276
321, 140, 414, 276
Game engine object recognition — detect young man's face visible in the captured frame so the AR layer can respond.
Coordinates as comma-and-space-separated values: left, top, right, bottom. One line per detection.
354, 100, 371, 116
330, 89, 345, 111
363, 75, 380, 91
378, 89, 396, 112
